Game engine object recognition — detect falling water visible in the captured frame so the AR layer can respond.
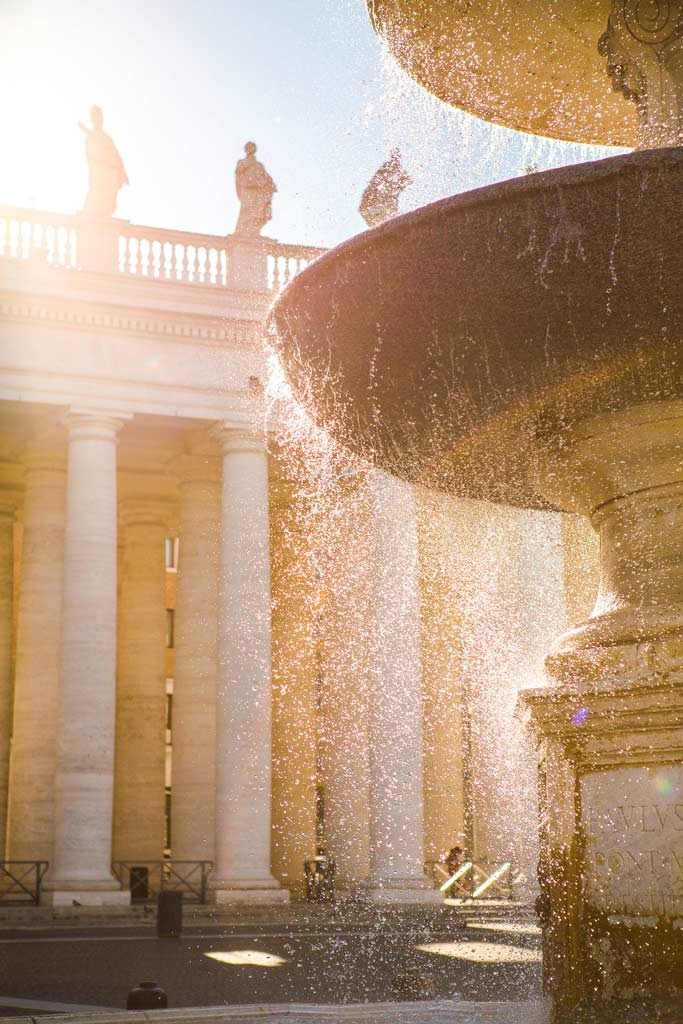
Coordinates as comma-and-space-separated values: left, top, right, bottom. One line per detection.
264, 25, 607, 911
374, 40, 626, 210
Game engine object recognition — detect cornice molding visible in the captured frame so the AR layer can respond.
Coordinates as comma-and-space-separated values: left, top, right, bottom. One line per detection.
0, 293, 264, 350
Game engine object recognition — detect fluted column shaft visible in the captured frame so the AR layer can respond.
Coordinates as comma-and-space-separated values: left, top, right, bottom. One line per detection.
7, 455, 65, 862
0, 500, 14, 859
171, 461, 220, 860
45, 411, 129, 905
212, 427, 287, 903
113, 498, 167, 861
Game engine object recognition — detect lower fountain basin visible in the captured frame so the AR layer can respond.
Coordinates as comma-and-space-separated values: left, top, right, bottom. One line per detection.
270, 148, 683, 510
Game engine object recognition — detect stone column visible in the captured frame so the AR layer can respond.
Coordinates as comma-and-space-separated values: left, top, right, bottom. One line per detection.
7, 451, 65, 863
269, 481, 318, 897
44, 410, 129, 906
171, 457, 220, 860
317, 477, 372, 893
211, 426, 287, 903
415, 487, 469, 866
113, 492, 168, 862
363, 471, 439, 903
0, 497, 14, 859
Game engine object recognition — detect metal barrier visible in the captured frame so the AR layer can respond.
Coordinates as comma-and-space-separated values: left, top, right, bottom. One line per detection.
0, 861, 49, 905
112, 860, 213, 904
426, 859, 525, 900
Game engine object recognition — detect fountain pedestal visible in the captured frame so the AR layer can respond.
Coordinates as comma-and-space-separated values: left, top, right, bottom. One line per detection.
521, 401, 683, 1020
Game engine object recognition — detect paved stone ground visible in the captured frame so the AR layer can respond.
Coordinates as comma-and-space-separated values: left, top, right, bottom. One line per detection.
0, 1001, 550, 1023
0, 901, 528, 932
0, 906, 543, 1018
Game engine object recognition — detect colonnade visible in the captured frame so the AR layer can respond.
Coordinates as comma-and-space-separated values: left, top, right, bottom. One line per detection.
0, 407, 434, 906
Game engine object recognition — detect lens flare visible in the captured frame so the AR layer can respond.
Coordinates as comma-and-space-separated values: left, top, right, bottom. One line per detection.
571, 706, 589, 725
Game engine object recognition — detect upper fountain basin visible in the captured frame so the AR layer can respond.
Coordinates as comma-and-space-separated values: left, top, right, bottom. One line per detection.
270, 148, 683, 510
367, 0, 638, 147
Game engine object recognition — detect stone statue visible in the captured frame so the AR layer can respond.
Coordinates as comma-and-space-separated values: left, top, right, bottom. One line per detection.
359, 148, 412, 228
234, 142, 277, 236
79, 105, 129, 218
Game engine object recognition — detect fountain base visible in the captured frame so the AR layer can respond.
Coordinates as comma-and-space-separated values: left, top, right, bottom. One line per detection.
521, 677, 683, 1021
520, 400, 683, 1020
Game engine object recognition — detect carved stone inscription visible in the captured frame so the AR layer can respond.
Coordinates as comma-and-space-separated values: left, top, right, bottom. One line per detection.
581, 765, 683, 919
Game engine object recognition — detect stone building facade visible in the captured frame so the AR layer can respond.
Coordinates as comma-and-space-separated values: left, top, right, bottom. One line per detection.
0, 205, 598, 906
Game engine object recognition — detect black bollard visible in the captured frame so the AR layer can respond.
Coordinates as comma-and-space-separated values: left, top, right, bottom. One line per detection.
157, 889, 183, 938
126, 981, 168, 1010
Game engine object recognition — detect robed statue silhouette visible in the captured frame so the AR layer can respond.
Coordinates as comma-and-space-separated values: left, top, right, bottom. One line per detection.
79, 105, 129, 218
234, 142, 277, 236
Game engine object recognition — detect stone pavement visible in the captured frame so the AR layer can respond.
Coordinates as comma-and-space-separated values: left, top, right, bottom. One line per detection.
0, 900, 531, 933
1, 1000, 550, 1023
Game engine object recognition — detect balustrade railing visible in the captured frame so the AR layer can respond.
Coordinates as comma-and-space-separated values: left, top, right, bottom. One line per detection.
0, 204, 325, 293
0, 207, 78, 269
265, 240, 325, 292
0, 861, 49, 905
119, 224, 230, 286
112, 860, 213, 904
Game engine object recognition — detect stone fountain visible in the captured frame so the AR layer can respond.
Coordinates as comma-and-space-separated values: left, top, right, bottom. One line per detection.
270, 3, 683, 1021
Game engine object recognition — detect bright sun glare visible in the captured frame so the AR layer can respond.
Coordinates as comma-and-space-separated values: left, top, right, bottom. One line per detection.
204, 949, 288, 967
416, 942, 542, 963
466, 921, 542, 937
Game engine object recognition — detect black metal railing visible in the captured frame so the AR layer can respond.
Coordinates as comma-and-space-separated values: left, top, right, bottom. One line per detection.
0, 861, 49, 905
112, 860, 213, 904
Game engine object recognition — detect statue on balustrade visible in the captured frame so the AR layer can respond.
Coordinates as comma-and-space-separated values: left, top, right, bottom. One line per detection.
234, 142, 277, 236
359, 148, 412, 228
79, 105, 129, 218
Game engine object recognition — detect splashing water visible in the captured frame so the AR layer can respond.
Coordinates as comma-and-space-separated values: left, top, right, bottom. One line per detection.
266, 334, 579, 903
374, 36, 627, 216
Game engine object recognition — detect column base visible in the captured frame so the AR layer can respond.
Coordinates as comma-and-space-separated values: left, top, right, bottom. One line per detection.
42, 887, 130, 908
363, 879, 443, 905
212, 887, 290, 906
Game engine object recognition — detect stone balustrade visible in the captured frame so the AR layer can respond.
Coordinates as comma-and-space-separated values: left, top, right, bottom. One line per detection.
0, 207, 78, 269
0, 205, 325, 293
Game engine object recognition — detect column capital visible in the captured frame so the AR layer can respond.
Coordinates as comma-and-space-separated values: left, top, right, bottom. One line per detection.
64, 408, 132, 442
210, 422, 268, 456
